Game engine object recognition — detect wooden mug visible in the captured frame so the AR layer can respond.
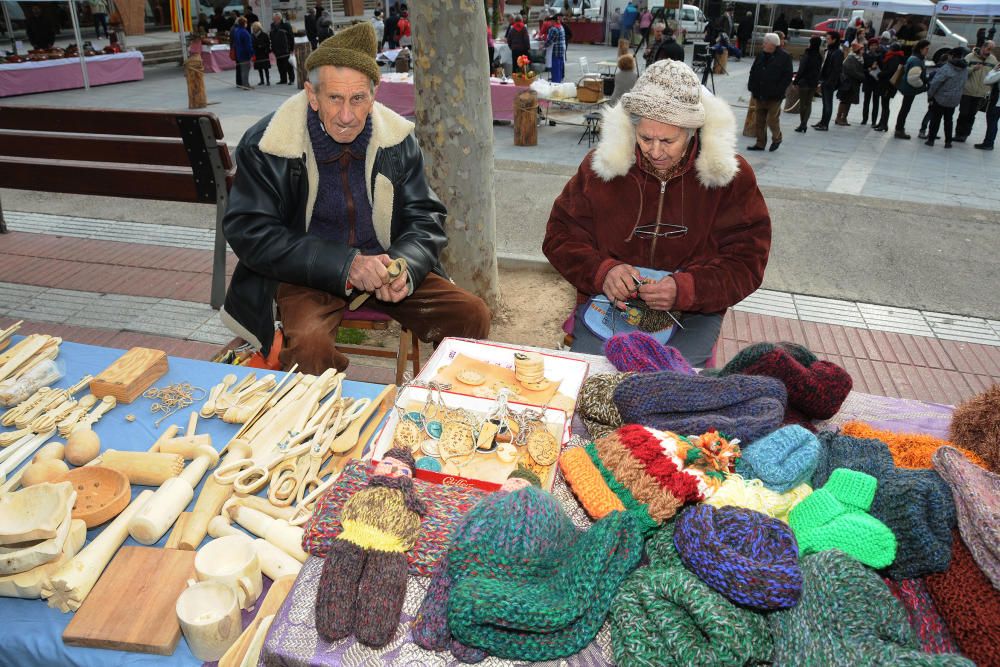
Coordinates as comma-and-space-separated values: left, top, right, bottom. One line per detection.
175, 581, 242, 661
194, 534, 262, 610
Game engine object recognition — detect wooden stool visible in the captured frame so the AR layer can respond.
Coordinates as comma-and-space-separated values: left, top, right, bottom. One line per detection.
339, 308, 421, 385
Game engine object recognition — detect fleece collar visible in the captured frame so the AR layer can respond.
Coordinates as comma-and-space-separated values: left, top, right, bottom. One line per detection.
591, 88, 739, 188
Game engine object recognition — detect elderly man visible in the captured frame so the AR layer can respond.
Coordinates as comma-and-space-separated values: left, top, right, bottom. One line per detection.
644, 22, 684, 66
270, 12, 295, 85
220, 24, 491, 373
955, 41, 997, 142
747, 32, 793, 151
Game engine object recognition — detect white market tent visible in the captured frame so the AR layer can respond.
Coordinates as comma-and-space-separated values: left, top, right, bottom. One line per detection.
2, 0, 90, 87
937, 0, 1000, 15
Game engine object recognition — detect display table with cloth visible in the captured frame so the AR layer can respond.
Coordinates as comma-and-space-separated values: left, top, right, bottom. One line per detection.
0, 339, 388, 667
0, 52, 144, 98
565, 20, 606, 44
198, 43, 278, 74
374, 73, 548, 122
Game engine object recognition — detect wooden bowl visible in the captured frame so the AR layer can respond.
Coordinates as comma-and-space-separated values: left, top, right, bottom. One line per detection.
60, 466, 131, 528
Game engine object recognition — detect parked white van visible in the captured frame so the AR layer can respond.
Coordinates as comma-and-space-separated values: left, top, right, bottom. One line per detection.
649, 3, 708, 41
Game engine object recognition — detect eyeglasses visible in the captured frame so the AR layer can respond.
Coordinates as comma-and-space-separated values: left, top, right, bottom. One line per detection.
630, 223, 688, 239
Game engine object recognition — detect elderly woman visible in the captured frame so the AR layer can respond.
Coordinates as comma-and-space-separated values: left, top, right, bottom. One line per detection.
543, 60, 772, 367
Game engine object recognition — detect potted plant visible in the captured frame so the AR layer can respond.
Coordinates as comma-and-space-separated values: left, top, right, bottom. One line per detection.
513, 54, 537, 87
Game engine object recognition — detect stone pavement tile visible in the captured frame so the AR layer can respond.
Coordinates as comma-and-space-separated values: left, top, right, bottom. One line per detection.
939, 339, 1000, 378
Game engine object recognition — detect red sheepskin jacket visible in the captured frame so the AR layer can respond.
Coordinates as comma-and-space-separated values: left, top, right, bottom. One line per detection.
543, 95, 772, 314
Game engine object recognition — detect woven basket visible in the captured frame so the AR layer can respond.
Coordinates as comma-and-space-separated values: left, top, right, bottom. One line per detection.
577, 76, 603, 103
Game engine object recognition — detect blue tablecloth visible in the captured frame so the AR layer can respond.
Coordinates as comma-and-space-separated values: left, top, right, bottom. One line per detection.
0, 340, 389, 667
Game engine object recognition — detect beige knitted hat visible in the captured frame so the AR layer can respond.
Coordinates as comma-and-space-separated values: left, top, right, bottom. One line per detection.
620, 60, 706, 128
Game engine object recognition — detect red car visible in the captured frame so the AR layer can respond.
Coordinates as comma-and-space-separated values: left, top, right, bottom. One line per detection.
813, 18, 848, 37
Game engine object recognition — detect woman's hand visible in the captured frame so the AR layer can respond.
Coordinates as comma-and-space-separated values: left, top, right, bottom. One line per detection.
602, 264, 641, 307
638, 275, 678, 311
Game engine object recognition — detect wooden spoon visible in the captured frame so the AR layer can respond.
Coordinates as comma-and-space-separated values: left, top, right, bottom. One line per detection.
201, 373, 237, 418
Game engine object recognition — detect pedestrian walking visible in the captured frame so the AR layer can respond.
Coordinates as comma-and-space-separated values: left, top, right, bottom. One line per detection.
894, 39, 930, 139
736, 11, 753, 53
270, 13, 295, 85
645, 22, 683, 66
621, 0, 638, 43
954, 41, 997, 142
382, 7, 399, 48
305, 8, 318, 49
975, 62, 1000, 149
232, 17, 254, 90
872, 41, 906, 131
372, 10, 384, 46
89, 0, 109, 38
637, 6, 653, 50
747, 32, 793, 152
860, 38, 883, 125
609, 8, 622, 47
925, 47, 971, 148
793, 36, 822, 132
251, 22, 271, 86
836, 41, 865, 126
546, 14, 567, 83
508, 14, 531, 72
814, 31, 843, 131
318, 10, 334, 42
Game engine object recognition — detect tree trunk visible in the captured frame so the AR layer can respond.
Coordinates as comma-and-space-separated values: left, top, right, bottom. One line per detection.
294, 41, 311, 90
411, 0, 502, 312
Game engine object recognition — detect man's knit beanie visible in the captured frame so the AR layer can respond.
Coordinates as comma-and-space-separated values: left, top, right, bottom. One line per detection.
736, 424, 821, 493
577, 372, 630, 439
703, 475, 812, 522
305, 22, 381, 84
620, 59, 707, 129
932, 446, 1000, 589
842, 421, 989, 469
708, 342, 853, 422
673, 504, 802, 609
925, 530, 1000, 667
613, 371, 788, 444
611, 522, 774, 667
789, 468, 898, 569
559, 424, 739, 532
812, 432, 956, 580
949, 383, 1000, 472
447, 509, 643, 662
883, 578, 962, 656
604, 332, 695, 375
768, 550, 973, 667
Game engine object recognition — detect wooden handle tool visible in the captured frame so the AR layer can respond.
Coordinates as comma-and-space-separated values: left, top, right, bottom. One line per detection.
348, 257, 407, 311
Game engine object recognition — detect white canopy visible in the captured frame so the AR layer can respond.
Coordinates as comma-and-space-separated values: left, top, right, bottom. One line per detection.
846, 0, 938, 15
937, 0, 1000, 15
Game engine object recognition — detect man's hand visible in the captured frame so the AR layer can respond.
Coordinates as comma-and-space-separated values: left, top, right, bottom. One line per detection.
348, 254, 391, 293
375, 269, 409, 303
638, 275, 678, 311
603, 264, 641, 308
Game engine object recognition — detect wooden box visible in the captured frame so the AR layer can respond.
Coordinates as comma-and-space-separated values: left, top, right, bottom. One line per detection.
90, 347, 168, 404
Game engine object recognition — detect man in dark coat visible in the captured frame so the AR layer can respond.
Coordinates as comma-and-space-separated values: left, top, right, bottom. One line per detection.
814, 30, 844, 130
383, 7, 400, 48
737, 11, 753, 52
644, 22, 684, 66
270, 12, 295, 85
26, 5, 56, 50
305, 8, 318, 49
747, 32, 793, 151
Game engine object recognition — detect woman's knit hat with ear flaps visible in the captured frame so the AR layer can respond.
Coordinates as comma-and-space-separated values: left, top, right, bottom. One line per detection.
559, 424, 740, 532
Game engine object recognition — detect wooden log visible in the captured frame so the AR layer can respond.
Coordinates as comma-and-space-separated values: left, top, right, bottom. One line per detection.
514, 90, 538, 147
185, 54, 208, 109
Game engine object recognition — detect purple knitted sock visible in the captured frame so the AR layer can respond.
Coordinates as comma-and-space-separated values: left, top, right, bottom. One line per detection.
315, 539, 366, 642
604, 332, 695, 375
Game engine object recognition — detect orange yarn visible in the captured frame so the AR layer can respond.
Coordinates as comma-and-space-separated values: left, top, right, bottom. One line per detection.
559, 448, 625, 519
841, 421, 988, 470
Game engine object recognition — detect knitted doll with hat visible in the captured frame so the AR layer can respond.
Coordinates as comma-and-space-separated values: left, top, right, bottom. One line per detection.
560, 424, 739, 532
314, 447, 425, 648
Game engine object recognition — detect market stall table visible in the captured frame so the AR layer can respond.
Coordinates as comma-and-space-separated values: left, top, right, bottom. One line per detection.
375, 73, 549, 122
0, 52, 143, 98
564, 20, 606, 44
0, 339, 388, 666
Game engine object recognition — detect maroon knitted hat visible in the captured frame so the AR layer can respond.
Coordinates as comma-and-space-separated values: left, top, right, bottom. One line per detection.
924, 530, 1000, 667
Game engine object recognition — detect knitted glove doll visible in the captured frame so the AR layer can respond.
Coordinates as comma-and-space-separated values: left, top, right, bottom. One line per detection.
314, 447, 426, 648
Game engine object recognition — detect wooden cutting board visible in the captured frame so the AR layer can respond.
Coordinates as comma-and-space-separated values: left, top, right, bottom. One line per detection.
63, 546, 195, 655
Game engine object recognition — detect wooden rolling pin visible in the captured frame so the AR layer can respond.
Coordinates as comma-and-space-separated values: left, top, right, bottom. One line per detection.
176, 440, 252, 551
99, 450, 185, 486
128, 445, 219, 545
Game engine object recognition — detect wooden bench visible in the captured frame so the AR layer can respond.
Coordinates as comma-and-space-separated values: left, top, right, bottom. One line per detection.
0, 106, 235, 309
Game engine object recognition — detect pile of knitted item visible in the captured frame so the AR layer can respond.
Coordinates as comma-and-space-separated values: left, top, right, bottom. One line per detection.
932, 446, 1000, 590
613, 371, 788, 443
411, 474, 643, 663
768, 549, 973, 667
789, 468, 898, 569
882, 578, 961, 655
949, 383, 1000, 472
708, 341, 853, 429
673, 504, 802, 609
736, 424, 822, 492
812, 431, 956, 579
604, 332, 696, 375
925, 530, 1000, 667
559, 424, 739, 532
702, 475, 811, 523
841, 421, 988, 470
611, 519, 775, 667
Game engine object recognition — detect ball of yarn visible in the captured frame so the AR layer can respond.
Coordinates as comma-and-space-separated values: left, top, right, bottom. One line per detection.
603, 332, 695, 375
703, 475, 812, 522
673, 504, 803, 609
949, 383, 1000, 473
415, 456, 441, 472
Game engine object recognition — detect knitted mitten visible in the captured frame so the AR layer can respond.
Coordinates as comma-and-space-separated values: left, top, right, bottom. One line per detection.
738, 348, 852, 419
603, 332, 695, 375
314, 447, 424, 648
736, 424, 821, 493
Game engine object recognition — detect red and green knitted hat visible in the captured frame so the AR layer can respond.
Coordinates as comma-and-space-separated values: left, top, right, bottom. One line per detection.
560, 424, 739, 532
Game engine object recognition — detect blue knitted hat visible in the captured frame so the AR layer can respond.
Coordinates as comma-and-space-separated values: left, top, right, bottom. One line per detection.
673, 504, 802, 609
737, 425, 822, 493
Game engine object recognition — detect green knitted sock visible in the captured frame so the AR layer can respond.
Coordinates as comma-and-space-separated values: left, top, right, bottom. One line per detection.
788, 489, 846, 533
823, 468, 877, 513
799, 512, 898, 569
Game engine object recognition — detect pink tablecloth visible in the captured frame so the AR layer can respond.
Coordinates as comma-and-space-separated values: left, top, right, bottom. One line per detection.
0, 52, 144, 97
375, 77, 544, 122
